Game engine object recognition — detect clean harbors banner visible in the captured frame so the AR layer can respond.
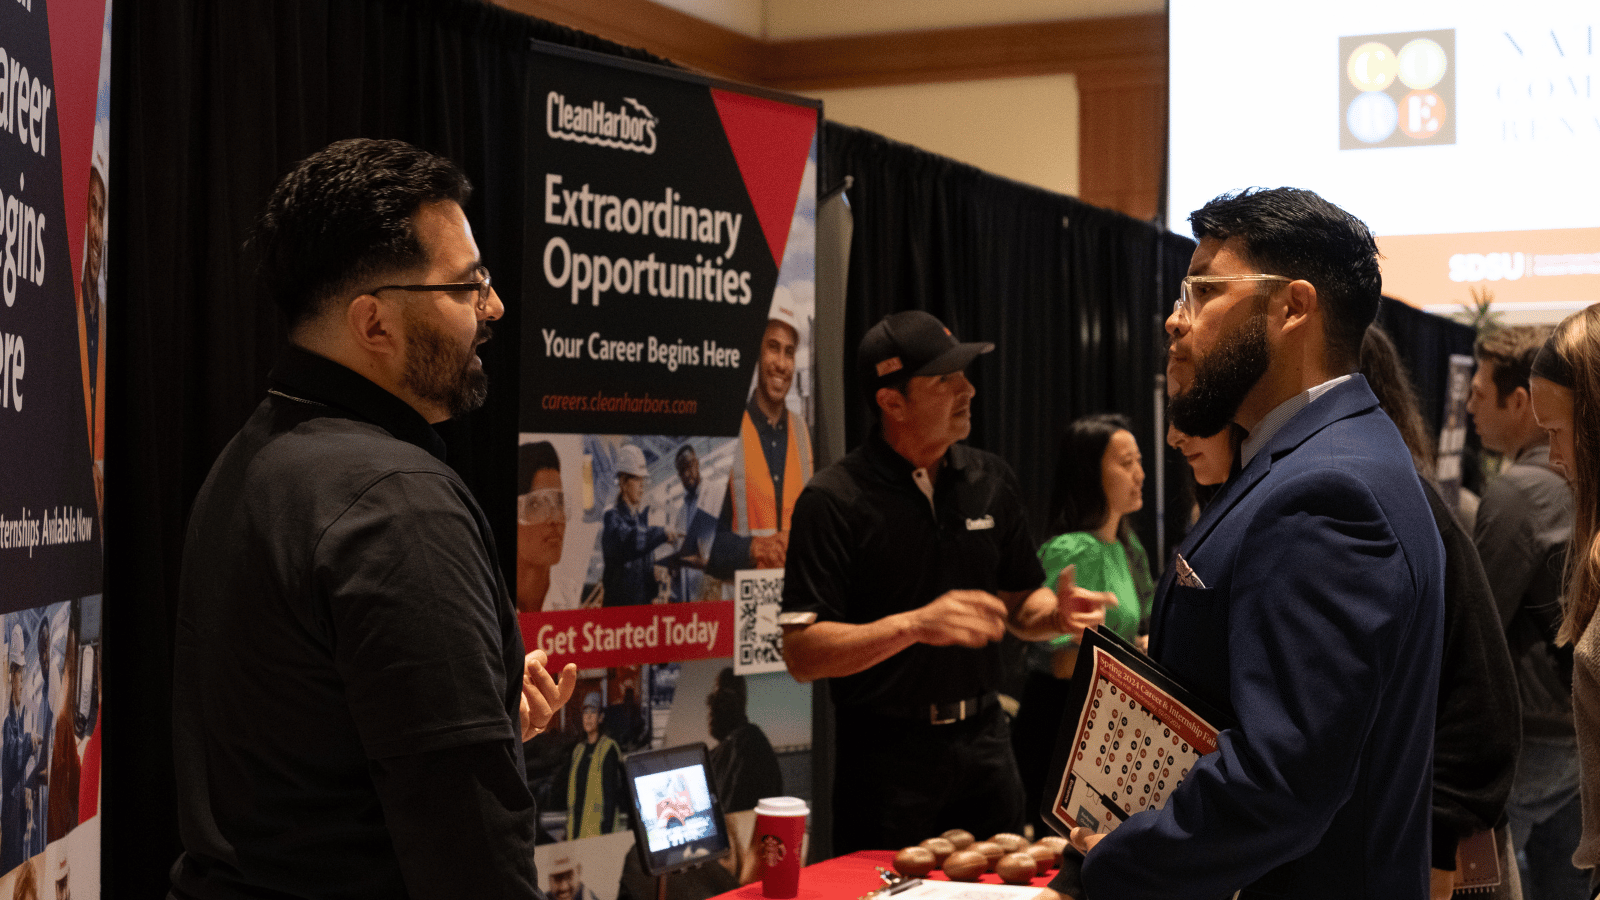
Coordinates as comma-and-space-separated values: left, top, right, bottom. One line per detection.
516, 44, 817, 888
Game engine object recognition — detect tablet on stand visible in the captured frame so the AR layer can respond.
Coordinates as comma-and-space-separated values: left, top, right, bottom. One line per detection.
623, 743, 733, 900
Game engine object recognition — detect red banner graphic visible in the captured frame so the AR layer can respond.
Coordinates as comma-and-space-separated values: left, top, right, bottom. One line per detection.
521, 600, 734, 670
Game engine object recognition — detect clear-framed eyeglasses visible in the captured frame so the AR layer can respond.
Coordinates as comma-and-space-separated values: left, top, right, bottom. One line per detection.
517, 487, 566, 526
1172, 274, 1291, 322
372, 265, 493, 310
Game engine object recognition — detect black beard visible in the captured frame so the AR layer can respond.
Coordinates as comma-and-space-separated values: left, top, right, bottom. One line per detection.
1168, 310, 1269, 438
403, 307, 489, 418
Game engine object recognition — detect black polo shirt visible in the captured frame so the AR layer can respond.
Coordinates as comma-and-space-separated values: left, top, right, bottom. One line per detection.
170, 346, 538, 899
781, 428, 1044, 709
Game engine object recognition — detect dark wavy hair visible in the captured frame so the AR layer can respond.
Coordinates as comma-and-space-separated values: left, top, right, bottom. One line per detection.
1474, 325, 1552, 404
254, 138, 471, 326
1189, 187, 1381, 373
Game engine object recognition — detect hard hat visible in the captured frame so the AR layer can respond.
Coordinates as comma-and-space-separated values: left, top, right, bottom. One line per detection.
616, 445, 648, 479
768, 292, 800, 337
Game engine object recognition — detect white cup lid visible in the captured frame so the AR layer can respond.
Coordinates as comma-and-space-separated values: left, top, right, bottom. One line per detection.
754, 796, 809, 816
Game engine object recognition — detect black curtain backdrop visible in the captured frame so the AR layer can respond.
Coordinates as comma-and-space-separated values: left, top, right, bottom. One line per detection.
822, 123, 1195, 558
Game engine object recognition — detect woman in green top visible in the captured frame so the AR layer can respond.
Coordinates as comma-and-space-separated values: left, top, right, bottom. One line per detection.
1012, 413, 1153, 834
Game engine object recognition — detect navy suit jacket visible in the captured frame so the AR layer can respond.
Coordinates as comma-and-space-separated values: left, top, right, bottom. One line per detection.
1081, 377, 1444, 899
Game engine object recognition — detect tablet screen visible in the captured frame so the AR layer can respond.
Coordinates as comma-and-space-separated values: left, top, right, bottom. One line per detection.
623, 743, 732, 876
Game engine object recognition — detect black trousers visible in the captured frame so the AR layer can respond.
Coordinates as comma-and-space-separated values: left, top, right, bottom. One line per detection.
832, 703, 1025, 853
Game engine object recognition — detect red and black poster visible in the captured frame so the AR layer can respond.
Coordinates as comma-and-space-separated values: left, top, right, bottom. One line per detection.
0, 0, 109, 894
517, 44, 818, 890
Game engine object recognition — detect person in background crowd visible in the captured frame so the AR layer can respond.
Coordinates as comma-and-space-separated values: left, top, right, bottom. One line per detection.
1467, 325, 1584, 897
1012, 413, 1153, 836
601, 445, 674, 607
1166, 424, 1242, 513
1525, 304, 1600, 896
780, 310, 1110, 854
517, 440, 568, 613
1164, 326, 1243, 512
1056, 187, 1444, 899
168, 138, 575, 899
1362, 324, 1522, 900
565, 691, 626, 839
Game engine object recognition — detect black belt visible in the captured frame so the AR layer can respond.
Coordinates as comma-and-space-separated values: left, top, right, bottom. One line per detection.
865, 691, 997, 726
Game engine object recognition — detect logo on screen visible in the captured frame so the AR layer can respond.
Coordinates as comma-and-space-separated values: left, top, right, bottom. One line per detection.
547, 91, 659, 154
1340, 30, 1455, 150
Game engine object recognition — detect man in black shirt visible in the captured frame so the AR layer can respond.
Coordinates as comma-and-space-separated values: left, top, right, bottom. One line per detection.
779, 310, 1111, 853
170, 139, 576, 899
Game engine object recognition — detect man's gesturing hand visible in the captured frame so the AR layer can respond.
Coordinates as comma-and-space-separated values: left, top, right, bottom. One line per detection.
906, 590, 1009, 647
1054, 564, 1117, 640
520, 648, 578, 742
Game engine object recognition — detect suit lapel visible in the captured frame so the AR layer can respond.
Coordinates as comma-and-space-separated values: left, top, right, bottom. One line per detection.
1149, 460, 1270, 654
1151, 378, 1382, 653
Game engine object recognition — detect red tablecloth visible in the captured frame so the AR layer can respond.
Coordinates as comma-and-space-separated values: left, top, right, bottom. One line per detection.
707, 850, 1058, 900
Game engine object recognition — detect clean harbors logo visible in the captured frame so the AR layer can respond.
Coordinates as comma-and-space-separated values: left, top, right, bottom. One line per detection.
1340, 30, 1455, 150
547, 91, 658, 154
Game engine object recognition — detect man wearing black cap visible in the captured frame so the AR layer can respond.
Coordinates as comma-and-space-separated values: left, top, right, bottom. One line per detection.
778, 310, 1108, 853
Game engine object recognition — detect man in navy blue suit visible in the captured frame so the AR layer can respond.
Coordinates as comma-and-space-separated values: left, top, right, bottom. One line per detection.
1052, 188, 1445, 899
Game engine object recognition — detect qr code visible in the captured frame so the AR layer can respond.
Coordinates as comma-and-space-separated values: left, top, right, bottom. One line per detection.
734, 570, 785, 674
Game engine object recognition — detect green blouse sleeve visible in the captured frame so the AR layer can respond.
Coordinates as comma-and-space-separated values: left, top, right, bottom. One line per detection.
1036, 531, 1145, 645
1038, 531, 1105, 594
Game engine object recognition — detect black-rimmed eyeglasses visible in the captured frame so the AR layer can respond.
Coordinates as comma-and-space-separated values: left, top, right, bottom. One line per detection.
372, 266, 492, 308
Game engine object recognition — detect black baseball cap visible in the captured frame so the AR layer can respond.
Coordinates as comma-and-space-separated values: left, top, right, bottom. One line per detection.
857, 310, 994, 396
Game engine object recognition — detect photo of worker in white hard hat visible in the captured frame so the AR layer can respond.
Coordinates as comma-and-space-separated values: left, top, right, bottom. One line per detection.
705, 294, 812, 585
600, 444, 679, 607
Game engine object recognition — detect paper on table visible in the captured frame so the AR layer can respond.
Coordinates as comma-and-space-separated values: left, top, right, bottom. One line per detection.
878, 882, 1046, 900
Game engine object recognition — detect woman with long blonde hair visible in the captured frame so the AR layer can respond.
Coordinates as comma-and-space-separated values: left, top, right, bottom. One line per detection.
1528, 304, 1600, 880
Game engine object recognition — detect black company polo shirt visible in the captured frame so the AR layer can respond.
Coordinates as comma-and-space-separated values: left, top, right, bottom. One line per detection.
171, 346, 533, 899
780, 428, 1044, 709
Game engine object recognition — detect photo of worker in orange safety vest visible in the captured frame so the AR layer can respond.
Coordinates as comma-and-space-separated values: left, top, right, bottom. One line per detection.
701, 296, 813, 592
